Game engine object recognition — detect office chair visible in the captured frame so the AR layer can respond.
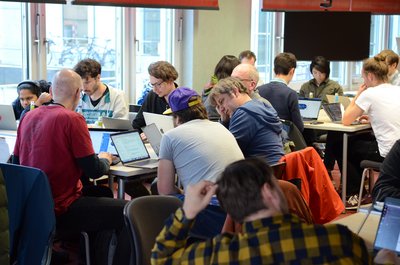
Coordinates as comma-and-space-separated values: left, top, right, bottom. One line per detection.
0, 163, 55, 265
281, 119, 307, 151
357, 160, 382, 211
124, 195, 182, 265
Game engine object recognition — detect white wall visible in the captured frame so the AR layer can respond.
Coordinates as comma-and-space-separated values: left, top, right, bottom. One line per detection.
180, 0, 252, 93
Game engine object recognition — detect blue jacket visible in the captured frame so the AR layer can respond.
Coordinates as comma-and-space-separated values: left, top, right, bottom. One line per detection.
229, 99, 284, 164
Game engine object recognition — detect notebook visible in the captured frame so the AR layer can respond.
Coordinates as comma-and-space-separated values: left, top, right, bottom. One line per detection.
143, 112, 174, 134
298, 98, 322, 121
88, 128, 120, 155
322, 103, 342, 123
373, 197, 400, 255
102, 117, 132, 130
326, 95, 351, 110
0, 104, 17, 130
141, 123, 162, 156
110, 130, 158, 169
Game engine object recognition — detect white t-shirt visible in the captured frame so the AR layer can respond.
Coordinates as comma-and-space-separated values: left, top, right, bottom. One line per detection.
356, 83, 400, 157
159, 119, 244, 191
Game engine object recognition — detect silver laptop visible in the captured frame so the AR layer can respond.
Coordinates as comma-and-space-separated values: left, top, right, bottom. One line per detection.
298, 98, 322, 121
142, 123, 163, 156
143, 112, 174, 134
102, 117, 132, 130
88, 128, 120, 155
0, 104, 17, 130
322, 103, 342, 124
374, 197, 400, 255
110, 130, 158, 169
326, 95, 351, 110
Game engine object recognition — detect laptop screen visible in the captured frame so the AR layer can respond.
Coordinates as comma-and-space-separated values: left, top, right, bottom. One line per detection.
143, 112, 174, 133
323, 103, 342, 122
110, 130, 150, 163
89, 129, 120, 155
374, 197, 400, 254
298, 98, 322, 120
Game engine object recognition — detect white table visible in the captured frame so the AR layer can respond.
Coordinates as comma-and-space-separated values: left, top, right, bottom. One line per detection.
331, 210, 381, 251
303, 110, 371, 207
0, 130, 17, 162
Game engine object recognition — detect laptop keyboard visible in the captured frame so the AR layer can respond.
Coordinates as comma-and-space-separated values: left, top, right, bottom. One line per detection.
127, 159, 158, 167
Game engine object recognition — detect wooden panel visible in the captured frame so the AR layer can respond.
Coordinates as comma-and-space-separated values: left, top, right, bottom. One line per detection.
262, 0, 400, 14
73, 0, 219, 9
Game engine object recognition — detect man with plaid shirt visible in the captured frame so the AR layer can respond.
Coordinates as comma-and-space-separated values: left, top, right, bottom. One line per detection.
151, 157, 376, 264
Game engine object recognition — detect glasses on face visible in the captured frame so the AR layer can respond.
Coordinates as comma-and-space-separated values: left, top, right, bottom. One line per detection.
149, 80, 164, 88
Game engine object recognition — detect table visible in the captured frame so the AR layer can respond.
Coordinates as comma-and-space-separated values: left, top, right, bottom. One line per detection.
331, 210, 381, 251
303, 110, 371, 207
109, 165, 157, 199
0, 130, 17, 162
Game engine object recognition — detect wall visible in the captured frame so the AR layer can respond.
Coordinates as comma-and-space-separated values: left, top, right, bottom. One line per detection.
180, 0, 252, 93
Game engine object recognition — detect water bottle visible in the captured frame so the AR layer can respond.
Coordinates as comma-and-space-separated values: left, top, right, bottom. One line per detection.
30, 101, 35, 110
334, 93, 339, 103
309, 92, 314, 99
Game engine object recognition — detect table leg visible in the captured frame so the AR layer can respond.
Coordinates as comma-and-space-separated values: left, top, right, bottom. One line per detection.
342, 133, 348, 210
118, 178, 125, 199
108, 174, 114, 189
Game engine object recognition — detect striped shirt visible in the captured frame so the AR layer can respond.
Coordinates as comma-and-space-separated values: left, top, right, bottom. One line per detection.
151, 208, 371, 265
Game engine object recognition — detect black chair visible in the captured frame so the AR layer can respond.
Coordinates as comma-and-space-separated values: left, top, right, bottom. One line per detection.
281, 119, 307, 151
129, 104, 142, 112
124, 195, 182, 265
0, 163, 55, 265
357, 160, 382, 211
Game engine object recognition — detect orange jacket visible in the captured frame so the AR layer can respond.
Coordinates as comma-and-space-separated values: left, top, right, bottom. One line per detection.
280, 147, 344, 224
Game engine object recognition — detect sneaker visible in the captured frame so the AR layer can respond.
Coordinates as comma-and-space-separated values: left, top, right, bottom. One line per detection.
345, 194, 359, 210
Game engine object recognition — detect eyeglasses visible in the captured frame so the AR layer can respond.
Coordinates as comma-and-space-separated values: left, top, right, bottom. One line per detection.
149, 80, 164, 88
239, 78, 253, 82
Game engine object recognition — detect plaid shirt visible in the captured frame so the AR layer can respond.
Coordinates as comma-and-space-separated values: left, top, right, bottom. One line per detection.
151, 208, 372, 265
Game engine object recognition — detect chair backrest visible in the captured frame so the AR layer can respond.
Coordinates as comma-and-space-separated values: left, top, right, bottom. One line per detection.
0, 168, 9, 265
270, 161, 286, 179
281, 119, 307, 151
123, 195, 182, 265
129, 104, 142, 112
0, 163, 55, 265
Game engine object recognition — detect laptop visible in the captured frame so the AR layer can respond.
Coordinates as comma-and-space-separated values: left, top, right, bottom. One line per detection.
143, 112, 174, 134
298, 98, 322, 121
88, 128, 120, 155
110, 130, 159, 169
0, 104, 17, 130
141, 123, 163, 156
373, 197, 400, 255
322, 103, 343, 123
326, 95, 351, 110
102, 117, 133, 130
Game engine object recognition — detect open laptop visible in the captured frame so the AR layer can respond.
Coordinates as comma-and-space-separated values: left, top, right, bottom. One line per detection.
322, 103, 343, 123
141, 123, 162, 156
143, 112, 174, 134
326, 95, 351, 110
0, 104, 17, 130
102, 117, 132, 130
298, 98, 322, 121
110, 130, 158, 169
88, 128, 120, 155
373, 197, 400, 255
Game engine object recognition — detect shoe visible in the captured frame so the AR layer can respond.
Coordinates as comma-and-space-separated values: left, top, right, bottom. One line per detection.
345, 194, 359, 210
361, 193, 373, 205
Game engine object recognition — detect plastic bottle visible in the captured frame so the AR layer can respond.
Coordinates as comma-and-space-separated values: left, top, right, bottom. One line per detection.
95, 115, 103, 128
30, 101, 35, 110
309, 92, 314, 99
334, 92, 339, 103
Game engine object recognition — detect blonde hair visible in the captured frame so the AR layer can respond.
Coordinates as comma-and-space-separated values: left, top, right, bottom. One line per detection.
363, 56, 389, 82
209, 77, 248, 106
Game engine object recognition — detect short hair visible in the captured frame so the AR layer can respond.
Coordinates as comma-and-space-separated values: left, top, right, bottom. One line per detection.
363, 55, 389, 82
377, 49, 399, 67
209, 77, 248, 107
73, 58, 102, 79
274, 52, 297, 75
213, 55, 241, 81
216, 157, 288, 223
310, 56, 330, 78
148, 61, 178, 82
239, 50, 256, 62
172, 96, 208, 123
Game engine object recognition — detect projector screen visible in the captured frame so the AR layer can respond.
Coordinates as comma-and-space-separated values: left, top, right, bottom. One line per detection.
284, 12, 371, 61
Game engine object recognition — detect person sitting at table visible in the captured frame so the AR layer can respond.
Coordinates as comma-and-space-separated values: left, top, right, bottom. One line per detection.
335, 55, 400, 208
372, 139, 400, 202
151, 157, 375, 264
299, 56, 343, 104
11, 80, 52, 120
209, 77, 284, 164
157, 87, 244, 238
13, 69, 131, 264
73, 58, 129, 124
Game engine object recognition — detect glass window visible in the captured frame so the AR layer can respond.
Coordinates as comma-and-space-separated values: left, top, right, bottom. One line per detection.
0, 2, 26, 104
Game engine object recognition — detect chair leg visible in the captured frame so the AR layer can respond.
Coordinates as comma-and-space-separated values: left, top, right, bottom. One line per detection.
81, 231, 91, 265
357, 168, 369, 211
